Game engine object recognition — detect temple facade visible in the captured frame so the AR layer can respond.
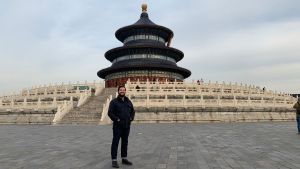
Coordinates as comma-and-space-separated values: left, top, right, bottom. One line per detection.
97, 4, 191, 87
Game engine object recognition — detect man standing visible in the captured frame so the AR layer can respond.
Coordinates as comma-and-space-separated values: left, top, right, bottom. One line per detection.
293, 98, 300, 134
108, 86, 135, 168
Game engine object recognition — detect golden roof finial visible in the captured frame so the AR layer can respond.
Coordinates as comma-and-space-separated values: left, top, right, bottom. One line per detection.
142, 4, 147, 12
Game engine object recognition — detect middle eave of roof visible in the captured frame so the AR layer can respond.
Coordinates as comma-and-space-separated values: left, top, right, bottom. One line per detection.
104, 45, 184, 62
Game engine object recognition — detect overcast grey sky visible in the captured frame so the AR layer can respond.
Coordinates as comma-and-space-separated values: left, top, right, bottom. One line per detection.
0, 0, 300, 95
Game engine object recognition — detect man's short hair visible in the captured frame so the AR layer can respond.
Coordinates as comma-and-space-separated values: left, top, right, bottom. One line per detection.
118, 85, 126, 91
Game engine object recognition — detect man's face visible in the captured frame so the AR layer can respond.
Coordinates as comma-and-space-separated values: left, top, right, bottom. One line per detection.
118, 87, 126, 96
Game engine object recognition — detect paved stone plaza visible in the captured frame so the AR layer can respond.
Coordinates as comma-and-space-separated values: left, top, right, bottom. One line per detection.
0, 122, 300, 169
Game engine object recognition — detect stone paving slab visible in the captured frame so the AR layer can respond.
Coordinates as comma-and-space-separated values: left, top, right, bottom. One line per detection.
0, 122, 300, 169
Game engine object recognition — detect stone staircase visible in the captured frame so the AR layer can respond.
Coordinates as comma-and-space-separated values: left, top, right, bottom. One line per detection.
58, 88, 117, 124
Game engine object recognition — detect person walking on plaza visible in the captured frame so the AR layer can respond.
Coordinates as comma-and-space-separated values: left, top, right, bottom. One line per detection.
293, 98, 300, 134
108, 86, 135, 168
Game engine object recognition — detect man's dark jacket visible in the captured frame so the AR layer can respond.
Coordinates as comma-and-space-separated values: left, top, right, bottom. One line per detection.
108, 96, 135, 128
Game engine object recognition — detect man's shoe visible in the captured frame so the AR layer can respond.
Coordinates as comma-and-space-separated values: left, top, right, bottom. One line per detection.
122, 159, 133, 165
112, 161, 119, 168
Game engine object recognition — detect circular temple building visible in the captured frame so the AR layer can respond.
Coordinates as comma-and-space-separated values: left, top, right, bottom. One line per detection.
97, 4, 191, 87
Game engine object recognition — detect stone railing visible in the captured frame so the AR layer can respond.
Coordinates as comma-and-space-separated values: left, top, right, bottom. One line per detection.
77, 90, 91, 107
0, 98, 66, 111
100, 95, 113, 125
0, 81, 104, 111
130, 98, 295, 108
125, 80, 297, 108
52, 98, 74, 124
1, 81, 104, 100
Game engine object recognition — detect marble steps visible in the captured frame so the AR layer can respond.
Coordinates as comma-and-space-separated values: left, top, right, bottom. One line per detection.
58, 88, 117, 124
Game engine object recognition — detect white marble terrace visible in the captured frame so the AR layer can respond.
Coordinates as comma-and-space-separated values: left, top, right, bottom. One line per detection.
0, 79, 297, 113
125, 79, 297, 109
0, 81, 104, 111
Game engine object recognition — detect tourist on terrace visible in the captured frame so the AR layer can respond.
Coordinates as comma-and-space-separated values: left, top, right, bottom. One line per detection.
293, 98, 300, 134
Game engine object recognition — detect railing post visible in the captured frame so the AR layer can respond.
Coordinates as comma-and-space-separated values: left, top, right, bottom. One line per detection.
165, 94, 168, 107
37, 97, 41, 110
147, 93, 149, 108
10, 99, 14, 108
35, 89, 38, 97
26, 89, 30, 97
53, 97, 57, 107
43, 88, 47, 96
0, 98, 3, 108
234, 95, 237, 107
200, 94, 204, 108
54, 86, 58, 95
65, 87, 68, 96
183, 94, 186, 108
247, 96, 251, 107
23, 97, 27, 107
284, 97, 288, 105
70, 96, 73, 107
76, 86, 80, 94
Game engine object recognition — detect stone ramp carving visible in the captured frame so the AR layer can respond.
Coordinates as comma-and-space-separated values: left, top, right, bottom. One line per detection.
58, 88, 117, 124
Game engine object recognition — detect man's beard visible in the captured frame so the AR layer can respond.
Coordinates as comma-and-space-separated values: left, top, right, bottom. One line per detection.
118, 93, 125, 97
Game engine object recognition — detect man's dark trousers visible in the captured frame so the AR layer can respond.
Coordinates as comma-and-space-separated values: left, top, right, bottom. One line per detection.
297, 116, 300, 133
111, 125, 130, 159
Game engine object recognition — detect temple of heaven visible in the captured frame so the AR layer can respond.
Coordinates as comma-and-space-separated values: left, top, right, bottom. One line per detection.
97, 4, 191, 87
